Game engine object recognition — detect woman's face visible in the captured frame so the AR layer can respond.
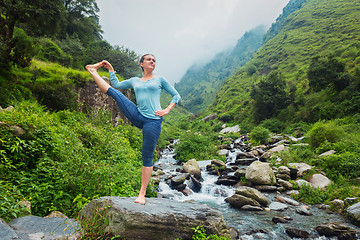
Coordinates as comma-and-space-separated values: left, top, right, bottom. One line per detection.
140, 55, 156, 72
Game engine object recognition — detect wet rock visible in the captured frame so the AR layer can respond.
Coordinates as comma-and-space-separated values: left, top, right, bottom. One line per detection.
296, 206, 311, 216
315, 222, 358, 240
347, 202, 360, 225
254, 185, 279, 192
240, 205, 263, 211
211, 159, 226, 167
218, 149, 229, 156
216, 175, 239, 186
288, 163, 312, 177
259, 151, 271, 161
234, 168, 246, 178
236, 186, 269, 207
9, 215, 79, 240
276, 195, 299, 206
236, 152, 256, 159
234, 158, 257, 165
154, 169, 165, 176
225, 194, 261, 209
181, 187, 193, 196
220, 125, 240, 134
245, 161, 276, 186
173, 183, 186, 191
188, 175, 202, 192
285, 227, 310, 239
183, 159, 201, 178
81, 197, 229, 240
171, 173, 189, 186
272, 216, 289, 224
309, 173, 331, 189
228, 227, 239, 240
269, 202, 288, 211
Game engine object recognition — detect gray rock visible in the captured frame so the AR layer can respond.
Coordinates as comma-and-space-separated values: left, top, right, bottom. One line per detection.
240, 205, 263, 211
268, 144, 287, 153
269, 202, 288, 211
309, 173, 331, 189
315, 222, 358, 239
345, 197, 358, 206
296, 179, 311, 188
318, 150, 336, 157
234, 169, 246, 178
218, 149, 229, 156
0, 219, 19, 240
202, 113, 217, 122
9, 215, 79, 240
276, 195, 299, 206
245, 161, 276, 186
81, 197, 229, 240
211, 159, 226, 167
286, 227, 310, 239
276, 173, 290, 181
220, 125, 240, 134
171, 173, 189, 186
296, 206, 311, 216
347, 202, 360, 225
278, 166, 290, 175
234, 158, 257, 166
225, 194, 261, 209
9, 125, 26, 137
183, 159, 201, 177
272, 216, 289, 224
235, 186, 269, 207
288, 163, 312, 177
332, 199, 345, 212
277, 179, 293, 190
254, 185, 279, 192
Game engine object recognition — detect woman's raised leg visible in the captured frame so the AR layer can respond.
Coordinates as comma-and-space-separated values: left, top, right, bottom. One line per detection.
85, 62, 110, 93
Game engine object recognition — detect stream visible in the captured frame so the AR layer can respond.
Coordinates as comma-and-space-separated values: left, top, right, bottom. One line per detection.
154, 141, 360, 240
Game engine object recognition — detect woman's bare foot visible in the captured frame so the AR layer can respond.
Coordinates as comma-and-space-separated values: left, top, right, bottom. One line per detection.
85, 62, 103, 74
134, 195, 146, 205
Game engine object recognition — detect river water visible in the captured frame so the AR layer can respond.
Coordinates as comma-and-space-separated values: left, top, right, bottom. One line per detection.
155, 144, 360, 240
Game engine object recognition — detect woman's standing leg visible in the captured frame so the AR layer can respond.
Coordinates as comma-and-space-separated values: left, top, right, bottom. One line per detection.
135, 118, 162, 204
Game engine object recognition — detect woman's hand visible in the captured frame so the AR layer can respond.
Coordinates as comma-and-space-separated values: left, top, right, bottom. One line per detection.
155, 108, 170, 117
101, 60, 115, 72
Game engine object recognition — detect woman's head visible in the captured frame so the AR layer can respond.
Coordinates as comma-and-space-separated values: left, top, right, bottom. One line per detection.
140, 54, 156, 72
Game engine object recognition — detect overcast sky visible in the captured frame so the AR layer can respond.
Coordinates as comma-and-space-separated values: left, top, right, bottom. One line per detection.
96, 0, 290, 84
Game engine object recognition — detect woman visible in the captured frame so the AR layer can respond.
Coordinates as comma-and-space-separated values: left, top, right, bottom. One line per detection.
85, 54, 180, 204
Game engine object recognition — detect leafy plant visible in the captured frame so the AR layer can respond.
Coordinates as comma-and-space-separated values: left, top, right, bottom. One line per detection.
192, 225, 229, 240
249, 126, 270, 145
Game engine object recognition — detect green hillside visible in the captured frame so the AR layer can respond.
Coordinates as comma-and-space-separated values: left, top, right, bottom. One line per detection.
175, 26, 267, 113
208, 0, 360, 130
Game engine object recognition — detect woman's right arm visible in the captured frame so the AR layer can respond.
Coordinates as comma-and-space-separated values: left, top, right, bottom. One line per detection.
102, 60, 132, 89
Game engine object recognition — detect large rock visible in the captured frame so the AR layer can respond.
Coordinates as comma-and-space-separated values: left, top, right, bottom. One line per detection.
235, 186, 269, 207
288, 163, 312, 177
8, 215, 79, 240
347, 202, 360, 225
245, 161, 276, 185
183, 159, 201, 177
309, 174, 331, 189
220, 125, 240, 134
0, 219, 18, 240
225, 194, 261, 209
202, 113, 217, 122
315, 222, 358, 239
80, 197, 229, 240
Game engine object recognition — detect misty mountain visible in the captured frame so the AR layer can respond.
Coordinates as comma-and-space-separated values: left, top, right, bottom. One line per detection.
209, 0, 360, 126
174, 25, 267, 113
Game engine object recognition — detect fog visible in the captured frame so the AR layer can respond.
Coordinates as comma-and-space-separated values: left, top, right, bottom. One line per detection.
96, 0, 290, 84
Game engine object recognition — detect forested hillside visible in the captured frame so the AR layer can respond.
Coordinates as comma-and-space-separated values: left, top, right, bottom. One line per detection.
175, 26, 266, 113
207, 0, 360, 130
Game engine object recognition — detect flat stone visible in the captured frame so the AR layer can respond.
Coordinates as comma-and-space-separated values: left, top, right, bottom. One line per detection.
309, 174, 331, 189
9, 215, 79, 240
81, 197, 229, 240
318, 150, 336, 157
276, 195, 299, 206
0, 219, 19, 240
269, 202, 288, 211
220, 125, 240, 134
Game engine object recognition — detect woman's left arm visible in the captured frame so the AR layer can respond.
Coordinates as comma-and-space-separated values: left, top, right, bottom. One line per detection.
155, 78, 181, 117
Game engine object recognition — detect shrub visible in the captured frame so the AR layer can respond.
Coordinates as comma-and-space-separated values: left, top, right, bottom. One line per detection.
250, 126, 270, 145
260, 118, 285, 133
307, 120, 345, 149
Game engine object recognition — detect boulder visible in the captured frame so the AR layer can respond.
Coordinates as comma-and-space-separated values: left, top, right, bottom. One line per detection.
183, 159, 201, 177
9, 215, 79, 240
278, 166, 290, 175
234, 168, 246, 178
296, 206, 311, 216
245, 161, 276, 186
225, 194, 261, 209
9, 125, 26, 137
171, 173, 189, 186
309, 174, 331, 189
202, 113, 218, 122
235, 186, 269, 207
220, 125, 240, 134
211, 159, 226, 167
315, 222, 358, 240
0, 218, 19, 240
288, 163, 312, 177
268, 144, 287, 153
218, 149, 229, 156
347, 202, 360, 225
285, 227, 310, 239
80, 197, 229, 240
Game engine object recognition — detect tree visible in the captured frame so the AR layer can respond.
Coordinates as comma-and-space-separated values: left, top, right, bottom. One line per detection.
0, 0, 64, 67
250, 71, 290, 122
307, 55, 350, 92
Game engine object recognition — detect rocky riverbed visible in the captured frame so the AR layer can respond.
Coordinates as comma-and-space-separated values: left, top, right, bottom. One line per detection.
153, 131, 360, 239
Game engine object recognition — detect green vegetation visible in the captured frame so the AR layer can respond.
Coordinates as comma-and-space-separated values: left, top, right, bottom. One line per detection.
0, 101, 151, 220
191, 226, 230, 240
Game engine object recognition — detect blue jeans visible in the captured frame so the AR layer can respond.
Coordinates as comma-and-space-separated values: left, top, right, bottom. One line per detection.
106, 87, 162, 167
